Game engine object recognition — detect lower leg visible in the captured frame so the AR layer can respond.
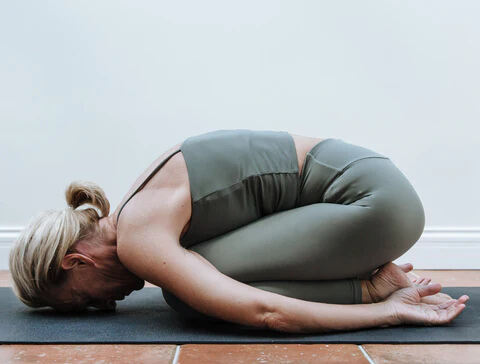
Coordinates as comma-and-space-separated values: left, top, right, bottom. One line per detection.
162, 277, 364, 324
161, 266, 414, 324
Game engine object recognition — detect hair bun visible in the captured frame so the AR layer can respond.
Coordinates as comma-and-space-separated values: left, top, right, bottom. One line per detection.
65, 180, 110, 218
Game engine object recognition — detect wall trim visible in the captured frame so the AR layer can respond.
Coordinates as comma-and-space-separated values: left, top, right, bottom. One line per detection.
1, 226, 479, 270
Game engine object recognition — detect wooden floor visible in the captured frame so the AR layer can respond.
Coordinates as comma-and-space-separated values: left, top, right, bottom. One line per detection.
0, 269, 478, 364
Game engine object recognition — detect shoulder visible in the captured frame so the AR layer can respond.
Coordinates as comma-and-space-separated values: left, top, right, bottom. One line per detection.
116, 144, 192, 250
116, 185, 191, 251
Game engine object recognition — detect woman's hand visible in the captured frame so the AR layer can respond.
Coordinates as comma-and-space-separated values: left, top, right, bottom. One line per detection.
411, 276, 454, 305
383, 283, 469, 326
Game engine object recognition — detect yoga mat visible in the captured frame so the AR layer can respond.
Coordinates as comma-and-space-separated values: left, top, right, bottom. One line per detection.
0, 287, 477, 344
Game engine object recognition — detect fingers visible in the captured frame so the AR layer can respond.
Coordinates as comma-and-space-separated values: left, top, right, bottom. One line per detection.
436, 298, 463, 310
416, 282, 442, 297
437, 299, 458, 309
437, 295, 470, 309
443, 301, 467, 323
425, 297, 467, 325
457, 295, 470, 304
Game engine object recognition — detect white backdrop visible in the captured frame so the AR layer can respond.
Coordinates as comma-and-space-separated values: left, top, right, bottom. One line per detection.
1, 1, 479, 269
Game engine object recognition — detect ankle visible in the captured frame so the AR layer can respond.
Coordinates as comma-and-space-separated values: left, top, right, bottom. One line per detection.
360, 279, 374, 304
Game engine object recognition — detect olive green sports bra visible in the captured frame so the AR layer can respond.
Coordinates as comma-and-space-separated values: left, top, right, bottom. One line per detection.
116, 147, 181, 223
117, 129, 300, 249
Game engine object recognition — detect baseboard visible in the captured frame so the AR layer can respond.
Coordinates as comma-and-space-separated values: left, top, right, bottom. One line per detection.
1, 227, 479, 270
392, 227, 480, 270
0, 227, 22, 271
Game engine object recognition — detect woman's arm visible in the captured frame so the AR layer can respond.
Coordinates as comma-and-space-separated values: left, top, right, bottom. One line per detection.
118, 226, 395, 333
263, 294, 393, 333
263, 277, 469, 333
117, 190, 395, 333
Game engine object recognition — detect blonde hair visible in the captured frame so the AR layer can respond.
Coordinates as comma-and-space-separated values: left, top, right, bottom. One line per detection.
9, 181, 110, 308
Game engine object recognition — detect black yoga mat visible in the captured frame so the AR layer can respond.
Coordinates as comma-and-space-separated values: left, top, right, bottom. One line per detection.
0, 287, 477, 344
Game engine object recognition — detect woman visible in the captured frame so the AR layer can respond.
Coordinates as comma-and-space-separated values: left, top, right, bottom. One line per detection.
9, 129, 468, 333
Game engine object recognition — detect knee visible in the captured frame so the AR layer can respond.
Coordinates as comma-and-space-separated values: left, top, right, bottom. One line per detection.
386, 164, 426, 247
397, 186, 425, 245
368, 187, 425, 256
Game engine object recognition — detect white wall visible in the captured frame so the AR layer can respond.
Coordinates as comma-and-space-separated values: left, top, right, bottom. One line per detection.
1, 1, 479, 269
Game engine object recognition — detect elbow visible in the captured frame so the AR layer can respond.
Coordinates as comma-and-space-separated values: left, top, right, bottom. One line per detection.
262, 310, 294, 333
259, 300, 284, 331
260, 299, 295, 333
262, 306, 331, 334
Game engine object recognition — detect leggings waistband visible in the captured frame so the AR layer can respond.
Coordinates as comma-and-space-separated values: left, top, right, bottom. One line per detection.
306, 138, 389, 170
298, 138, 391, 207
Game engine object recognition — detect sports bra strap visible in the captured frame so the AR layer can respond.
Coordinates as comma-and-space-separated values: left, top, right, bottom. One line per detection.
116, 147, 182, 224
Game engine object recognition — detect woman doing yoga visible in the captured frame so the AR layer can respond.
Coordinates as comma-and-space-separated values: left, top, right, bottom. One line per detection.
9, 129, 468, 334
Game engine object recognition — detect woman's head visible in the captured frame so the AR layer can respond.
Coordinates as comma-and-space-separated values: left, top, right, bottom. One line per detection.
9, 180, 144, 312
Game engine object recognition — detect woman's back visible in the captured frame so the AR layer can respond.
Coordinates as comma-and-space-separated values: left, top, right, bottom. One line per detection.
179, 129, 300, 247
114, 129, 323, 249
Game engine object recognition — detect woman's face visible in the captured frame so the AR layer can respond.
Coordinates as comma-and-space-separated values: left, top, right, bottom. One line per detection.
49, 245, 145, 312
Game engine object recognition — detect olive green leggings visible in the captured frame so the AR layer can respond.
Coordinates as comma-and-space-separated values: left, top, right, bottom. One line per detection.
162, 138, 426, 322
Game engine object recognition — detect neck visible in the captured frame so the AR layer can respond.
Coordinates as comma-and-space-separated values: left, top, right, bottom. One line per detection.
99, 215, 117, 247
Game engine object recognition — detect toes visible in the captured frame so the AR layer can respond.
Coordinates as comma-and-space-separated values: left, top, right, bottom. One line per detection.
408, 272, 418, 283
415, 277, 432, 285
422, 277, 432, 285
400, 263, 413, 272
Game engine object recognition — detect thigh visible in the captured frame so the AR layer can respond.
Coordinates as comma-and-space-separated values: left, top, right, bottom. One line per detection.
188, 139, 425, 282
323, 156, 426, 256
188, 201, 374, 281
188, 200, 403, 282
298, 137, 391, 206
300, 138, 425, 260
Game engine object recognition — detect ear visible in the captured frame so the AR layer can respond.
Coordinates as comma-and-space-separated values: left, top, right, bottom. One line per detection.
61, 253, 96, 271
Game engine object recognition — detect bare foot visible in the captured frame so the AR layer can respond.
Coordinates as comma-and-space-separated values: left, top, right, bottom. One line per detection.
364, 262, 415, 303
412, 276, 454, 305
